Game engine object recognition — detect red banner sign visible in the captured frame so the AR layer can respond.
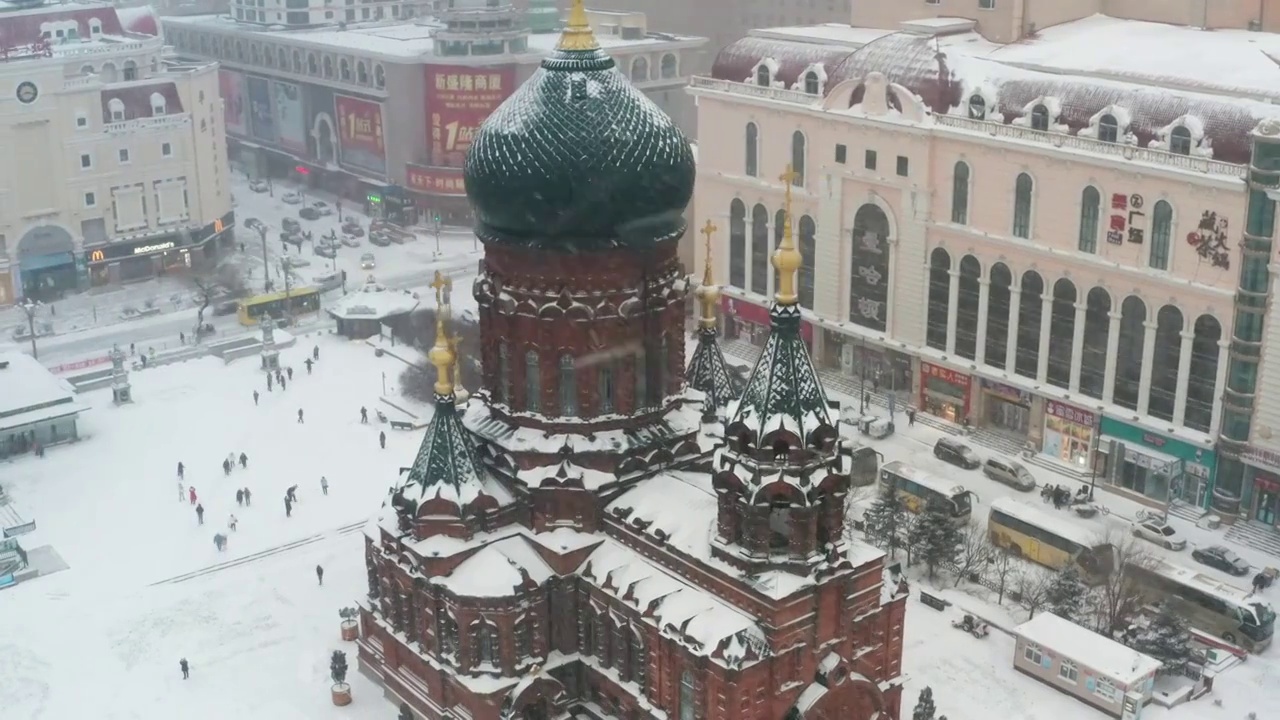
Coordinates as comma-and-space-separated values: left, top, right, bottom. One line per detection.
332, 94, 381, 156
1045, 400, 1095, 428
920, 361, 969, 388
406, 164, 466, 196
426, 65, 516, 167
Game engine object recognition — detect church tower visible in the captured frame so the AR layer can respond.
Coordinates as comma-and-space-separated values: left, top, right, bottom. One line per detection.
685, 219, 743, 417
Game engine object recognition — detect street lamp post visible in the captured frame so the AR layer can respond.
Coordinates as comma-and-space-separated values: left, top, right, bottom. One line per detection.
17, 297, 40, 359
432, 213, 442, 256
257, 225, 271, 293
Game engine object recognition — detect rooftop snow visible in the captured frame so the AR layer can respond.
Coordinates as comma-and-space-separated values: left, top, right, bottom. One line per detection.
1015, 612, 1161, 684
751, 23, 893, 49
437, 536, 554, 597
326, 279, 422, 320
0, 352, 79, 415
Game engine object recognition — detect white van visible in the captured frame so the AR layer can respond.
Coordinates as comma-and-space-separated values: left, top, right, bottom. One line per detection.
313, 272, 343, 292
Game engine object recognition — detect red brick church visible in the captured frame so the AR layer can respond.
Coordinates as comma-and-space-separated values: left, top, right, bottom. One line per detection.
354, 3, 907, 719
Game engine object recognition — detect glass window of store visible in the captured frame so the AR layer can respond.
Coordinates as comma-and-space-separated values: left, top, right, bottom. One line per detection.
1041, 402, 1095, 470
1254, 473, 1280, 525
920, 362, 969, 423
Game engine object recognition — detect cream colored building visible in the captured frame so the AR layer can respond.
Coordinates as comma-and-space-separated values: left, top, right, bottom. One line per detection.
0, 2, 232, 305
691, 15, 1280, 520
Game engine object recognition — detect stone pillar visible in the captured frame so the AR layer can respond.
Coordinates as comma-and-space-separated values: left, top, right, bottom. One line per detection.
945, 269, 960, 355
974, 278, 990, 365
1004, 287, 1022, 372
109, 343, 132, 404
1210, 339, 1230, 434
1102, 311, 1122, 405
1173, 330, 1195, 426
260, 316, 280, 372
1068, 302, 1087, 394
1137, 321, 1158, 416
1036, 294, 1053, 384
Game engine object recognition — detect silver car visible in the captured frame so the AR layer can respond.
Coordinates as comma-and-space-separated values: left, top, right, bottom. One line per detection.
1131, 518, 1186, 550
360, 253, 376, 269
982, 457, 1036, 491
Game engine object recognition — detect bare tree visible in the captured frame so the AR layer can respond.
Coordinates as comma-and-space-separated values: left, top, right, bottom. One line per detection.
1092, 533, 1158, 635
396, 307, 481, 403
952, 522, 994, 587
990, 548, 1019, 605
1015, 567, 1055, 618
189, 262, 249, 330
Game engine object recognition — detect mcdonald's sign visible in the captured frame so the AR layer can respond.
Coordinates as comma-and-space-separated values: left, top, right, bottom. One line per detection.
89, 249, 105, 262
214, 218, 224, 234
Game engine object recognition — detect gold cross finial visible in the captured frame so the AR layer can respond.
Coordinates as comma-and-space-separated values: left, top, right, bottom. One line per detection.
695, 219, 721, 329
428, 271, 455, 397
557, 0, 600, 52
771, 164, 802, 306
430, 270, 449, 307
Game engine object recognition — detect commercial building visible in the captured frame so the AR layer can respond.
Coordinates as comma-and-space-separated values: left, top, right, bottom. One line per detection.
689, 14, 1280, 515
0, 2, 233, 304
162, 1, 705, 224
0, 352, 88, 458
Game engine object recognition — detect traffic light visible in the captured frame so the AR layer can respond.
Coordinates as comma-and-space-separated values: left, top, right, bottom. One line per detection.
434, 213, 441, 223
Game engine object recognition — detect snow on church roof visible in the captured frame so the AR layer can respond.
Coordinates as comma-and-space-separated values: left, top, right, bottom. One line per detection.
1016, 612, 1161, 684
436, 536, 554, 598
584, 539, 768, 664
326, 278, 421, 321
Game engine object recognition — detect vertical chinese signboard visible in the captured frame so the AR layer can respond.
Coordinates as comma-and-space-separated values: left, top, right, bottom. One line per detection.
219, 70, 247, 137
334, 94, 386, 175
246, 75, 276, 144
426, 65, 516, 167
1107, 193, 1146, 246
272, 81, 307, 153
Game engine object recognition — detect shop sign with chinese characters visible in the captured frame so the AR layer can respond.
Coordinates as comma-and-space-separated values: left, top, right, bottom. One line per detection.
426, 65, 516, 168
921, 361, 969, 388
1243, 444, 1280, 475
1187, 210, 1231, 270
1045, 400, 1095, 428
406, 163, 466, 196
1108, 193, 1146, 245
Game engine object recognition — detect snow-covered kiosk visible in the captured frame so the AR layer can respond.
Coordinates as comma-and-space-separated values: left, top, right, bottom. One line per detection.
327, 277, 421, 340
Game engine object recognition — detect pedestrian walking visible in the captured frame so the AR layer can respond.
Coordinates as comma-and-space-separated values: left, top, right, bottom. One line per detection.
286, 367, 293, 381
243, 487, 252, 506
236, 488, 244, 506
222, 459, 231, 476
280, 376, 287, 391
872, 377, 880, 393
189, 487, 198, 505
297, 408, 304, 423
253, 390, 260, 406
214, 533, 226, 551
313, 345, 320, 361
379, 430, 386, 449
267, 374, 274, 392
180, 331, 186, 345
228, 514, 238, 531
305, 358, 313, 374
130, 342, 136, 356
320, 476, 329, 495
316, 564, 324, 586
179, 658, 189, 679
177, 461, 185, 479
907, 408, 916, 427
284, 496, 293, 518
195, 503, 205, 524
239, 452, 248, 469
360, 406, 368, 424
177, 480, 185, 502
287, 485, 299, 503
863, 391, 871, 409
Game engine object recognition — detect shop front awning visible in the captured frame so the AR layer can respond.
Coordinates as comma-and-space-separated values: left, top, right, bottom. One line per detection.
1098, 435, 1181, 471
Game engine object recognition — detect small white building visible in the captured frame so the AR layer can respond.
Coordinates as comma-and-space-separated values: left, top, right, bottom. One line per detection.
1013, 612, 1161, 719
0, 353, 89, 457
326, 277, 420, 340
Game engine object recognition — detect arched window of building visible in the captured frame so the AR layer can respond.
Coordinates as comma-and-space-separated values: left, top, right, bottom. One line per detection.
1078, 186, 1100, 253
1170, 126, 1193, 155
497, 342, 510, 404
307, 52, 319, 74
661, 53, 677, 78
598, 363, 615, 413
1098, 114, 1119, 143
581, 608, 596, 655
525, 349, 540, 412
1012, 173, 1034, 239
985, 263, 1012, 370
107, 97, 125, 122
1113, 296, 1148, 410
80, 63, 93, 75
1150, 200, 1173, 270
790, 131, 806, 187
375, 64, 386, 88
798, 215, 816, 309
1080, 287, 1112, 399
967, 94, 985, 119
123, 60, 138, 81
926, 248, 952, 351
357, 61, 369, 84
1185, 315, 1222, 432
1014, 271, 1044, 379
631, 56, 649, 82
278, 48, 287, 69
630, 629, 648, 688
340, 58, 351, 81
744, 122, 758, 177
514, 619, 531, 659
755, 64, 770, 87
951, 161, 970, 224
803, 71, 819, 95
150, 92, 166, 116
559, 354, 577, 416
322, 56, 334, 79
473, 623, 497, 666
1030, 104, 1049, 131
1148, 305, 1184, 422
729, 199, 746, 288
955, 255, 981, 360
438, 614, 459, 656
750, 204, 769, 295
1046, 279, 1077, 389
100, 62, 118, 82
292, 50, 302, 73
679, 670, 697, 720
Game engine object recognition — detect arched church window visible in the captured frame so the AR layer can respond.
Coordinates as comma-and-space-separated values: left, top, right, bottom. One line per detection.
559, 354, 577, 416
768, 499, 790, 550
1170, 126, 1193, 155
515, 619, 531, 659
438, 614, 459, 656
473, 623, 497, 666
525, 349, 540, 412
497, 342, 510, 404
679, 670, 697, 720
633, 350, 647, 410
598, 363, 616, 414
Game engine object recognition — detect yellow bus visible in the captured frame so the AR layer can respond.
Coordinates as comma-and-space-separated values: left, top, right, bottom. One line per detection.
878, 460, 973, 523
1127, 558, 1276, 652
988, 498, 1116, 582
237, 287, 322, 326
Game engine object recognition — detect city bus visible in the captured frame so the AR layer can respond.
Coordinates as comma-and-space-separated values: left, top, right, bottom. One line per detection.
1127, 557, 1276, 652
988, 498, 1116, 582
878, 460, 973, 523
237, 287, 322, 326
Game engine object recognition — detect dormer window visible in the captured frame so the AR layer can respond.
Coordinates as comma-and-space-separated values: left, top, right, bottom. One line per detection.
1098, 114, 1119, 143
89, 19, 102, 35
1030, 105, 1049, 132
1170, 126, 1193, 155
123, 60, 137, 82
108, 98, 125, 122
768, 499, 791, 549
755, 64, 771, 87
967, 94, 985, 120
150, 92, 166, 116
803, 71, 819, 95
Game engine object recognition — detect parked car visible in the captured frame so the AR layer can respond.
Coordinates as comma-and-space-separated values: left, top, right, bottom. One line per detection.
249, 179, 269, 193
342, 225, 365, 238
982, 457, 1036, 491
281, 218, 301, 234
243, 217, 263, 230
933, 437, 980, 470
1191, 545, 1250, 575
314, 245, 336, 258
1131, 517, 1187, 550
311, 201, 333, 216
360, 252, 376, 269
369, 232, 392, 247
282, 255, 311, 268
213, 300, 240, 316
280, 232, 303, 249
11, 322, 54, 341
340, 235, 362, 248
313, 271, 343, 291
281, 191, 304, 205
299, 206, 321, 221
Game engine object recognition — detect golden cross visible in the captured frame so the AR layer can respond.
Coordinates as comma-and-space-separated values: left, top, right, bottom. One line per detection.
700, 219, 717, 266
430, 271, 448, 307
778, 166, 799, 186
